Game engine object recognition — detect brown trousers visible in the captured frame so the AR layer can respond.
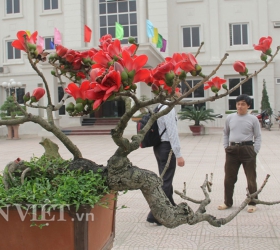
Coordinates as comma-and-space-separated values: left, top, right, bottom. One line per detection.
224, 145, 257, 207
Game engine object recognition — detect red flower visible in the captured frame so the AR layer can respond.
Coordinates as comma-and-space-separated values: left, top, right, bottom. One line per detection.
86, 70, 121, 109
30, 87, 45, 103
93, 50, 113, 68
76, 72, 86, 79
56, 45, 68, 57
65, 81, 91, 100
253, 36, 272, 54
12, 30, 41, 53
179, 53, 197, 72
204, 77, 227, 94
233, 61, 246, 73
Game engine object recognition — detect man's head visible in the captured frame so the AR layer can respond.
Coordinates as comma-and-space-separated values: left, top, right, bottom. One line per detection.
235, 94, 251, 115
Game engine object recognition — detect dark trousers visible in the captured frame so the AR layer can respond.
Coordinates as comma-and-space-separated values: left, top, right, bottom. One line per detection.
224, 145, 257, 207
147, 142, 176, 220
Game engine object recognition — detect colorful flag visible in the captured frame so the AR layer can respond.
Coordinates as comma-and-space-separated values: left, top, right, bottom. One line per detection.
38, 36, 44, 48
160, 38, 167, 52
50, 41, 55, 49
26, 30, 31, 37
54, 28, 61, 45
115, 22, 124, 40
84, 25, 92, 42
157, 34, 163, 48
152, 28, 158, 44
146, 20, 154, 38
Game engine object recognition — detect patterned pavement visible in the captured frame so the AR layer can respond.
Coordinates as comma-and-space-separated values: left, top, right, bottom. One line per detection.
1, 126, 280, 249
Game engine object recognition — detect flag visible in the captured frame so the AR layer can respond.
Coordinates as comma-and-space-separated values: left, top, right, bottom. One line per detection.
50, 41, 55, 49
146, 20, 154, 38
54, 28, 61, 45
160, 38, 167, 52
38, 36, 44, 48
157, 34, 163, 48
115, 22, 124, 40
84, 25, 92, 42
26, 30, 31, 37
152, 28, 158, 44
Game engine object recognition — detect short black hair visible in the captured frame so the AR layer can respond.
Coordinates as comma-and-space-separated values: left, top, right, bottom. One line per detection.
236, 94, 251, 106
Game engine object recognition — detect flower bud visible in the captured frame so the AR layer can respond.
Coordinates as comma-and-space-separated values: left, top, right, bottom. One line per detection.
222, 84, 228, 90
23, 92, 30, 103
66, 102, 75, 113
30, 87, 45, 103
75, 103, 84, 112
260, 53, 267, 62
179, 71, 187, 80
265, 48, 272, 56
128, 37, 136, 44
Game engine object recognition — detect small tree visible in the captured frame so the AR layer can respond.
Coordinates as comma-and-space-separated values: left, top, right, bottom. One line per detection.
260, 79, 272, 115
0, 95, 25, 119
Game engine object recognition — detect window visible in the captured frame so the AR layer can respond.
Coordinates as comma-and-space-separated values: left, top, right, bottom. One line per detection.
6, 0, 20, 14
229, 23, 248, 46
7, 88, 25, 104
6, 41, 21, 60
44, 37, 54, 50
182, 26, 200, 47
228, 78, 254, 110
99, 0, 137, 44
44, 0, 58, 10
276, 78, 280, 84
58, 86, 65, 115
181, 79, 205, 109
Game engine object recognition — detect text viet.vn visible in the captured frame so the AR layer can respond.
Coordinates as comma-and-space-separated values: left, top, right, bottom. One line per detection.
0, 204, 94, 222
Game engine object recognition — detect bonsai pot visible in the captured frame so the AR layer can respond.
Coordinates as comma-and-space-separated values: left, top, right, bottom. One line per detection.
6, 124, 20, 140
189, 125, 204, 136
0, 193, 116, 250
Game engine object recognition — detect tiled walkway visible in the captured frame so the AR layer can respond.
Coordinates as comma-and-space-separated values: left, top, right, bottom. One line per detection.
1, 126, 280, 249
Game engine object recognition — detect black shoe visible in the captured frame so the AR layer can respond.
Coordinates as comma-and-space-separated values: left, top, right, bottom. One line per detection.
146, 217, 162, 226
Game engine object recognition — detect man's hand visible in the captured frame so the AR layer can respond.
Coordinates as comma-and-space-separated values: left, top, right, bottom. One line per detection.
177, 157, 185, 167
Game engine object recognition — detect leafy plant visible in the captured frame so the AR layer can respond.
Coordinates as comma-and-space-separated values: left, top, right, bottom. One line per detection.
261, 79, 272, 115
0, 96, 26, 119
178, 106, 217, 126
0, 156, 110, 210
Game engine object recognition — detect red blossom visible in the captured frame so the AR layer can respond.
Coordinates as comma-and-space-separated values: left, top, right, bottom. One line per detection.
56, 45, 68, 57
65, 81, 91, 100
233, 61, 246, 73
31, 87, 45, 102
204, 77, 227, 93
86, 70, 121, 109
12, 30, 41, 54
253, 36, 272, 54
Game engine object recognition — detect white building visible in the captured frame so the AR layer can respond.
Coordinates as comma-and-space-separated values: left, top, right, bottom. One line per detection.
1, 0, 280, 136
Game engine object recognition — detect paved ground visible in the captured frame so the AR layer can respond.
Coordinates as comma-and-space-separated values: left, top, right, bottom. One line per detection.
1, 126, 280, 249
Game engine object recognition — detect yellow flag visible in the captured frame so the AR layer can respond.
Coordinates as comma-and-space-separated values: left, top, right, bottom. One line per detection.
26, 30, 31, 38
152, 28, 158, 44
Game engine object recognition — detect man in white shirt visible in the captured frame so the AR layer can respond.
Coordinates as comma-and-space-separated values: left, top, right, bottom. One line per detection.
147, 91, 185, 225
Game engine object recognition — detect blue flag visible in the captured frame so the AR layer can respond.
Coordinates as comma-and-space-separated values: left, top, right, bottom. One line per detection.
50, 41, 55, 49
146, 20, 154, 38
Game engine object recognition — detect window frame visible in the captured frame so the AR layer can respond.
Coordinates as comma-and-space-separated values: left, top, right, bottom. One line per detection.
182, 25, 201, 48
6, 87, 26, 105
180, 24, 204, 53
4, 0, 23, 18
43, 36, 55, 50
41, 0, 62, 15
5, 40, 22, 63
99, 0, 138, 44
227, 77, 254, 110
58, 86, 66, 116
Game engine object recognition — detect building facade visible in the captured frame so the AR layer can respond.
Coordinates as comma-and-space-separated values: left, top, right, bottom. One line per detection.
0, 0, 280, 136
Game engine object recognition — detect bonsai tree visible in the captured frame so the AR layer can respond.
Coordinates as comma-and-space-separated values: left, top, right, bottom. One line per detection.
0, 95, 25, 119
260, 79, 272, 115
0, 31, 279, 246
178, 106, 217, 126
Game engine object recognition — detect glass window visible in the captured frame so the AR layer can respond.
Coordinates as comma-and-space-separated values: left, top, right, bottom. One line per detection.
228, 78, 254, 110
183, 26, 200, 48
6, 0, 20, 14
44, 0, 58, 10
229, 23, 248, 46
7, 87, 25, 104
44, 37, 54, 50
99, 0, 138, 44
181, 79, 204, 98
7, 41, 21, 60
58, 86, 66, 115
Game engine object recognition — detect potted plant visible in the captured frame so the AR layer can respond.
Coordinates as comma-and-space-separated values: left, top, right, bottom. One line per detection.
0, 95, 26, 139
178, 106, 217, 135
0, 31, 279, 250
